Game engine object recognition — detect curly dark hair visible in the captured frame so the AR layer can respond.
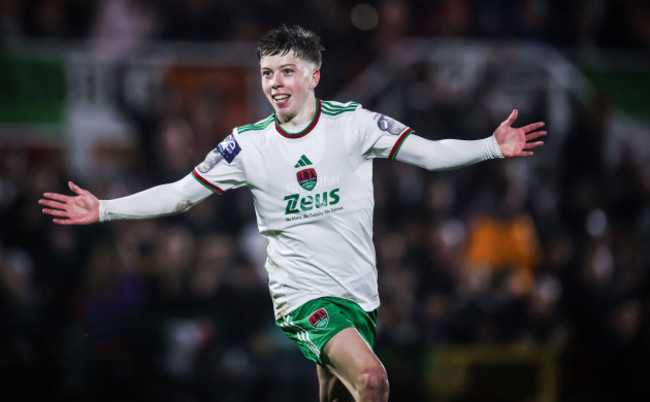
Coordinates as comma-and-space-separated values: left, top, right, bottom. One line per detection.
256, 25, 325, 68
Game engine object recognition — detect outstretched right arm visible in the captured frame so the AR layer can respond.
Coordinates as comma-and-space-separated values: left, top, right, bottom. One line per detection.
39, 174, 212, 225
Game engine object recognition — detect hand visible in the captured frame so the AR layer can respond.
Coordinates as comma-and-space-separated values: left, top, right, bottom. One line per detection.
39, 181, 100, 225
494, 109, 547, 158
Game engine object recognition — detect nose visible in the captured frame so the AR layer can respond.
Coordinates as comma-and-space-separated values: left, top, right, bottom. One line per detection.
271, 74, 283, 89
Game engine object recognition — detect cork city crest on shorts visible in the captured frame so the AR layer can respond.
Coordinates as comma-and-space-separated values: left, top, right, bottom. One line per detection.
308, 308, 329, 329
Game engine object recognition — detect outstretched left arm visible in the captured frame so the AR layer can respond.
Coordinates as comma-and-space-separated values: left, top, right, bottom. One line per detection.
395, 109, 546, 170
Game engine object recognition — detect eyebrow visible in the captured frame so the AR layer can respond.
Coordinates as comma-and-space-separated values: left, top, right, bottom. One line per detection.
261, 63, 297, 71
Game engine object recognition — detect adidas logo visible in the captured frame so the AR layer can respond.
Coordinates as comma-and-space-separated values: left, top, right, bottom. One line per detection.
294, 154, 313, 168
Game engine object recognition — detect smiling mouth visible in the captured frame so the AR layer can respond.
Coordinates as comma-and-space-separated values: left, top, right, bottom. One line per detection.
272, 94, 290, 103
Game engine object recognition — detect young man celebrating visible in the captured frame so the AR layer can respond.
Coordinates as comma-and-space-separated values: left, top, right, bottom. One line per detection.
40, 25, 546, 402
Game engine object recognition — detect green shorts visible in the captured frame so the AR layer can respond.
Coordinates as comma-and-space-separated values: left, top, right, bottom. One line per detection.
276, 297, 378, 366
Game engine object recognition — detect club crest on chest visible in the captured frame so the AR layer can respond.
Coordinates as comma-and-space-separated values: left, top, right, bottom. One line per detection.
294, 154, 317, 191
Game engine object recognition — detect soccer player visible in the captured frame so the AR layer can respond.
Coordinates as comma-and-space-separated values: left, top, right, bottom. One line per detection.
40, 25, 546, 402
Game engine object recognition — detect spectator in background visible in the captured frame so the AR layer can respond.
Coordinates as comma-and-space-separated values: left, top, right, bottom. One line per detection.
160, 0, 237, 41
89, 0, 160, 63
153, 118, 199, 184
560, 93, 612, 234
22, 0, 70, 38
0, 0, 24, 41
463, 162, 542, 297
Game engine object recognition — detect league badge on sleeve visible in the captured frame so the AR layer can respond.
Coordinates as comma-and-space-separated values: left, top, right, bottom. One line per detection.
197, 148, 224, 173
217, 134, 242, 164
377, 114, 407, 135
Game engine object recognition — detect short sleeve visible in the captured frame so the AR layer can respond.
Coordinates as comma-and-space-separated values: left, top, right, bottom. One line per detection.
354, 108, 414, 160
191, 132, 247, 194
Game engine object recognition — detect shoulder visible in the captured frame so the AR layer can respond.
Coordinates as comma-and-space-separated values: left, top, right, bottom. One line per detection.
319, 99, 361, 117
236, 114, 275, 135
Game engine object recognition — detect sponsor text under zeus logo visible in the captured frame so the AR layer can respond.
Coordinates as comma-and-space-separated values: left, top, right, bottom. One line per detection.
285, 174, 341, 193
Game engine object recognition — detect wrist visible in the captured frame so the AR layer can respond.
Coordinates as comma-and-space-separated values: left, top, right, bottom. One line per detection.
98, 200, 108, 222
489, 134, 505, 159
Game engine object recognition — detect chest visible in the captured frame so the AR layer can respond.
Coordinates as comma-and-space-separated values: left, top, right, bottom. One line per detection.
244, 127, 358, 197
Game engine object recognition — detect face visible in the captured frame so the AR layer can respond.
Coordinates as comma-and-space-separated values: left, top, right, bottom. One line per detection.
260, 51, 320, 125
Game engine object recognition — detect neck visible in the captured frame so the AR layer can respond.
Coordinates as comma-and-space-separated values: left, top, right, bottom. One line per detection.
277, 95, 318, 126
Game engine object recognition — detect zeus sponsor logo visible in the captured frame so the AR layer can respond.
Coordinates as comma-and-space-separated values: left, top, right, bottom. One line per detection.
284, 188, 340, 214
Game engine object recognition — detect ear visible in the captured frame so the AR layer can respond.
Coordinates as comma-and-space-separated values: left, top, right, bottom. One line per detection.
310, 69, 321, 90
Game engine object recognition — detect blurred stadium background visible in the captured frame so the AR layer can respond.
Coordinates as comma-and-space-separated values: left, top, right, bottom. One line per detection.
1, 1, 650, 401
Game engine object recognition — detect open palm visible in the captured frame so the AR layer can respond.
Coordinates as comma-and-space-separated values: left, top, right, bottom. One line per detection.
39, 181, 99, 225
494, 109, 547, 158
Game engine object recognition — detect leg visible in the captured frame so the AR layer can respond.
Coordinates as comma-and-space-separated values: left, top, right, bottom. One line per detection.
317, 364, 355, 402
320, 327, 389, 402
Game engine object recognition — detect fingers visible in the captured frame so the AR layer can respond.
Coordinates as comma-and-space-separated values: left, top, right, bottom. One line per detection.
41, 192, 70, 202
521, 121, 545, 133
526, 130, 547, 141
41, 208, 69, 217
52, 218, 76, 225
504, 109, 518, 126
39, 198, 71, 218
68, 181, 85, 195
524, 141, 544, 150
39, 198, 66, 209
39, 196, 73, 221
40, 183, 93, 225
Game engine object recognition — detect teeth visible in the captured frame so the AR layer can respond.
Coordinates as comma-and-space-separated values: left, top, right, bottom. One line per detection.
273, 95, 290, 101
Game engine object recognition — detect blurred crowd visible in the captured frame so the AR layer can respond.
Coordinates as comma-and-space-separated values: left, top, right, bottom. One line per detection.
2, 1, 650, 402
2, 0, 650, 91
2, 0, 650, 46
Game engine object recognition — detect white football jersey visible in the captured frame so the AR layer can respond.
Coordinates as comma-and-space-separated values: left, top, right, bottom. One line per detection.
192, 99, 413, 318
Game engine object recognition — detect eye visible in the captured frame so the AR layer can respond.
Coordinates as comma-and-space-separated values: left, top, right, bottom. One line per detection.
262, 70, 272, 78
283, 68, 293, 75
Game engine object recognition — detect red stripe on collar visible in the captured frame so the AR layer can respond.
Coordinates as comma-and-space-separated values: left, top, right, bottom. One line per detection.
275, 98, 322, 139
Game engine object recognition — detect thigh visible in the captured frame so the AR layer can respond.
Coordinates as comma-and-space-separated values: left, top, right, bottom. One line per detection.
320, 327, 387, 400
276, 297, 378, 366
